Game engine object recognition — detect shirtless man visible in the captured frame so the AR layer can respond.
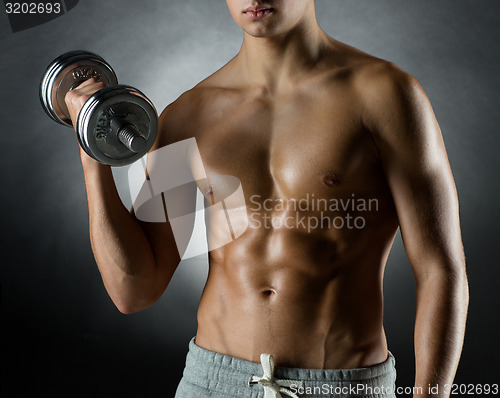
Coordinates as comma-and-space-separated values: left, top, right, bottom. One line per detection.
65, 1, 469, 397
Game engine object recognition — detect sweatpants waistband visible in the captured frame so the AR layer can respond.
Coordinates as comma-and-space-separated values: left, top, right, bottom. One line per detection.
177, 337, 397, 398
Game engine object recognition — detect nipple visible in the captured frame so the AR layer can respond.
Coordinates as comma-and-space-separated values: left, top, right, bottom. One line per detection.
323, 173, 342, 187
205, 185, 215, 205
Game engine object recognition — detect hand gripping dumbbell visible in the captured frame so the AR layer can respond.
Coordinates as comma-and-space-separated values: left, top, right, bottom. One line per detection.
40, 50, 157, 166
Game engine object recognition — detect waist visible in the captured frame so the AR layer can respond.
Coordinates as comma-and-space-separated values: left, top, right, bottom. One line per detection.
196, 273, 386, 368
181, 337, 397, 398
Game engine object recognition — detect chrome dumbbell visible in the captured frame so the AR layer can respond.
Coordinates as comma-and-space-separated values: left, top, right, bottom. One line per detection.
40, 50, 157, 166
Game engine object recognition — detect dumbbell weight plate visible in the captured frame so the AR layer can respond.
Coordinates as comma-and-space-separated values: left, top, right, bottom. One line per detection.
77, 85, 158, 166
40, 50, 118, 127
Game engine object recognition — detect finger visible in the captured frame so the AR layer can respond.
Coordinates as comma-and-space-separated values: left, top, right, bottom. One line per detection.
72, 81, 106, 96
76, 77, 102, 89
64, 81, 106, 128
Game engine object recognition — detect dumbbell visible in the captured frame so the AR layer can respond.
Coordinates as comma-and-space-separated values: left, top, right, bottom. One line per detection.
40, 50, 158, 166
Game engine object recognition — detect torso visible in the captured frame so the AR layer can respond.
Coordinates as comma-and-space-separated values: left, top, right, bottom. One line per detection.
161, 41, 400, 369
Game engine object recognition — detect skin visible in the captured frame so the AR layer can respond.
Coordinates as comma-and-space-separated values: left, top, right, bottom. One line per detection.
65, 1, 469, 396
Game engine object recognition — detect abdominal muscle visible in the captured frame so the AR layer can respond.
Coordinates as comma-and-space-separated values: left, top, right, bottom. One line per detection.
194, 222, 394, 370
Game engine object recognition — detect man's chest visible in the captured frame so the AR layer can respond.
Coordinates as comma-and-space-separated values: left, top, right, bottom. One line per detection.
193, 91, 382, 201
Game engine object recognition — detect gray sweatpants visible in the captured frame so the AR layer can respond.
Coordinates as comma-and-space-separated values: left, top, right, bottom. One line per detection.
175, 337, 397, 398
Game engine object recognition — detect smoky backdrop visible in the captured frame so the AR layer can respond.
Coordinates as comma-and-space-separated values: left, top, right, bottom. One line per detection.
1, 0, 498, 396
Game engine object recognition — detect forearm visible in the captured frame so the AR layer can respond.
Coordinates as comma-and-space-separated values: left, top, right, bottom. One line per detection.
414, 267, 469, 397
81, 157, 159, 313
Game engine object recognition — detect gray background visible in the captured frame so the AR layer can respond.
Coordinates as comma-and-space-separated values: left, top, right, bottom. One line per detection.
1, 0, 499, 397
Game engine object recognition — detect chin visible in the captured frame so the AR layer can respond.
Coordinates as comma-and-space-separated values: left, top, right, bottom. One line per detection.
241, 21, 283, 38
244, 28, 276, 38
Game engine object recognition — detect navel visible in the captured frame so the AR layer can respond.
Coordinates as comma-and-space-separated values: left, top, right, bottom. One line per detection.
262, 288, 277, 297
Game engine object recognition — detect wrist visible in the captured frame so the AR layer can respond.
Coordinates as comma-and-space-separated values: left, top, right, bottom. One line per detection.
80, 148, 109, 174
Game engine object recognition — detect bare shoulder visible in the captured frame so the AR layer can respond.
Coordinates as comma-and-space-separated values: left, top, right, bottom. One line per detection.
336, 48, 442, 160
324, 38, 419, 96
335, 51, 433, 139
350, 56, 429, 124
154, 66, 240, 149
155, 88, 209, 147
316, 39, 426, 113
321, 40, 438, 148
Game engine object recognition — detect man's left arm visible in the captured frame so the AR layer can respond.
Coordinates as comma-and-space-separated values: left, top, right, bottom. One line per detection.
361, 62, 469, 397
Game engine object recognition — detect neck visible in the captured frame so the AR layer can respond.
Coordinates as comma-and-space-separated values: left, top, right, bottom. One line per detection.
235, 9, 328, 93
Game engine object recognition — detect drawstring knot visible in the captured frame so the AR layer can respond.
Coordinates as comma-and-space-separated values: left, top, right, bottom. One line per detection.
249, 353, 303, 398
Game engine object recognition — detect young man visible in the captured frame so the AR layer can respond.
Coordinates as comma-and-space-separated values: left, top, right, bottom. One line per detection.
65, 1, 469, 397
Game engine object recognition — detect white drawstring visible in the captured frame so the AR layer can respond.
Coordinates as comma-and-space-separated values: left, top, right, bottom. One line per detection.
249, 353, 303, 398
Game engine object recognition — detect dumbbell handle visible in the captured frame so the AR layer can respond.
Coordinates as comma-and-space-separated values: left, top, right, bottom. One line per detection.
110, 117, 147, 154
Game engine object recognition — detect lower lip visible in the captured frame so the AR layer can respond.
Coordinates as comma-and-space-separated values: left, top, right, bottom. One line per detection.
244, 9, 273, 20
